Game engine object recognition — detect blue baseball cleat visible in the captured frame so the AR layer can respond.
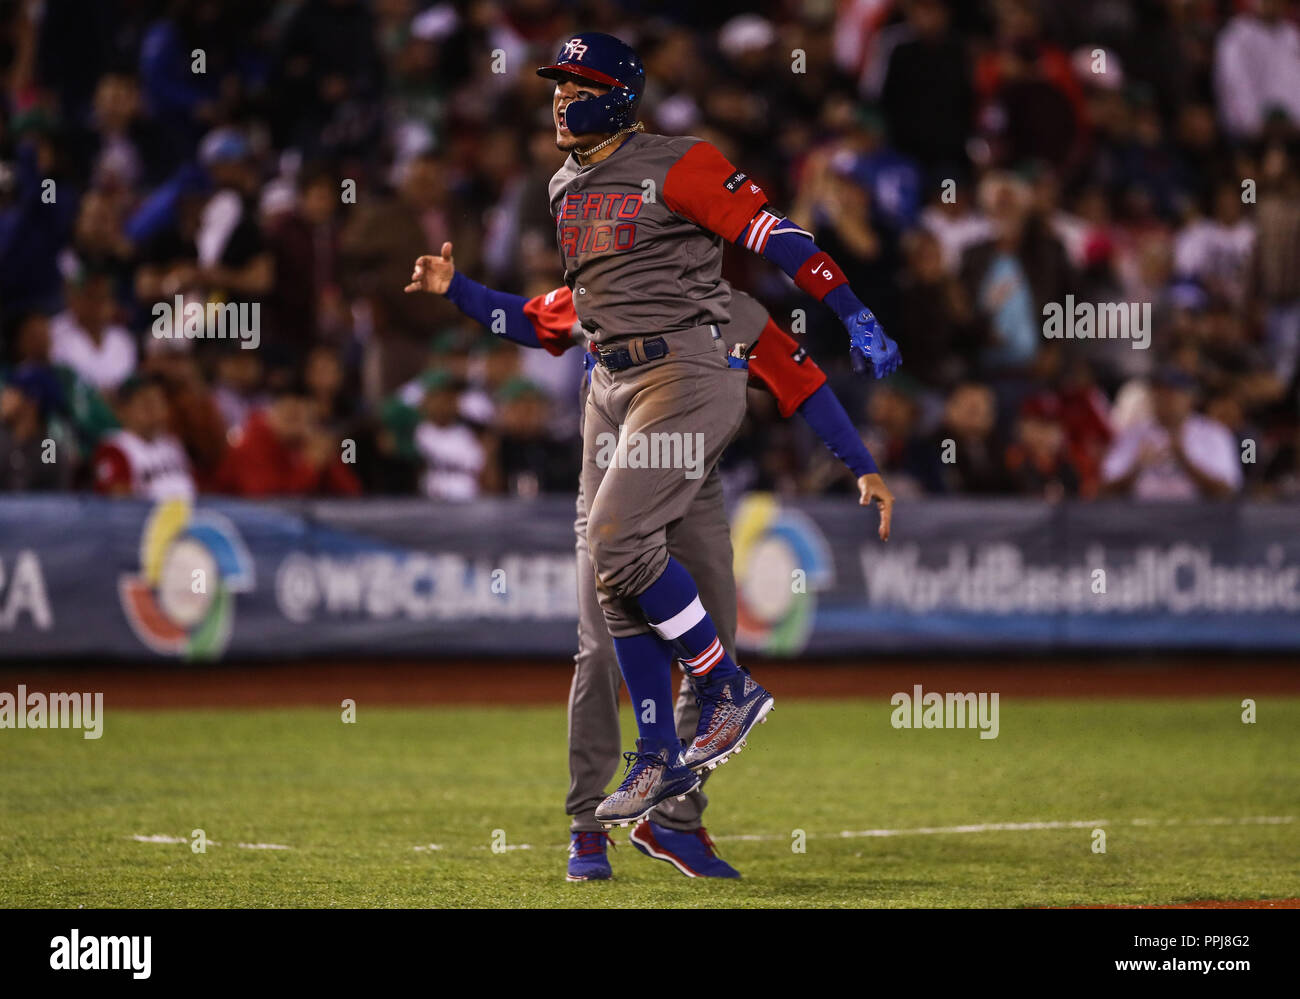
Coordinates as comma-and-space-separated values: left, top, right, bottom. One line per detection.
566, 830, 613, 881
683, 672, 774, 772
595, 739, 701, 829
630, 820, 740, 878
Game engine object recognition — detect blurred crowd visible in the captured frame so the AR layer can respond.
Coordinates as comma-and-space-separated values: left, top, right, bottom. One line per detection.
2, 0, 1299, 503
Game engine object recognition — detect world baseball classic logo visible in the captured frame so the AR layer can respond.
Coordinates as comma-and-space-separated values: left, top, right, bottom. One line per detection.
118, 499, 255, 660
732, 494, 833, 655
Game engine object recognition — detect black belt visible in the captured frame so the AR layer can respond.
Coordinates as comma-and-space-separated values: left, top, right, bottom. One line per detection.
596, 336, 669, 371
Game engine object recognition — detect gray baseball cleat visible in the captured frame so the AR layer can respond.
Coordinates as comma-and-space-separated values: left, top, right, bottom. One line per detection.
595, 739, 701, 829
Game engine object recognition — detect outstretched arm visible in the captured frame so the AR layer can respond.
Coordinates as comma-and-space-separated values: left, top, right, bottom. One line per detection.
740, 208, 899, 379
746, 321, 894, 540
797, 384, 893, 540
405, 242, 579, 356
661, 142, 900, 378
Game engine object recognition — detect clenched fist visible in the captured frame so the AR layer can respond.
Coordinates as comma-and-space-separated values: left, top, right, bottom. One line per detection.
405, 241, 456, 294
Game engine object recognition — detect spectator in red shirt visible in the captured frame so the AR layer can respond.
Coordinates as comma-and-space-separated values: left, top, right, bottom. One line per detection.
974, 1, 1088, 170
1004, 393, 1081, 502
142, 346, 229, 490
1036, 347, 1113, 497
214, 378, 360, 497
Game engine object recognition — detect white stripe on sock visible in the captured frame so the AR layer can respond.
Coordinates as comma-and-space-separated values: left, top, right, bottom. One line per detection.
651, 595, 706, 641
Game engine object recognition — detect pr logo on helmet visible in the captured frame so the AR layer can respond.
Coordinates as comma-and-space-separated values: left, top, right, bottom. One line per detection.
563, 38, 589, 61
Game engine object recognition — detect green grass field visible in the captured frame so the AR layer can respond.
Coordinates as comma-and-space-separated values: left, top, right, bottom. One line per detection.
2, 697, 1298, 908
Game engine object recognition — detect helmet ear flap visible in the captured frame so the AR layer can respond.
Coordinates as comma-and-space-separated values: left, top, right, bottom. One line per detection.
564, 87, 638, 135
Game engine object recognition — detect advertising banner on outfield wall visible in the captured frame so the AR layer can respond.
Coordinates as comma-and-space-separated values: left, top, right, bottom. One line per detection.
0, 495, 1297, 660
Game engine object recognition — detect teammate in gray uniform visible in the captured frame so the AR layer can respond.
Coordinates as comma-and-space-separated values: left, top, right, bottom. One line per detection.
536, 31, 902, 831
566, 292, 891, 878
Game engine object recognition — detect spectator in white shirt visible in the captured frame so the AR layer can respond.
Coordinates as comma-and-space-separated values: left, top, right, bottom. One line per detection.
1213, 0, 1300, 142
49, 269, 136, 396
92, 374, 195, 500
1174, 180, 1256, 310
1101, 368, 1242, 500
414, 370, 487, 502
920, 188, 993, 274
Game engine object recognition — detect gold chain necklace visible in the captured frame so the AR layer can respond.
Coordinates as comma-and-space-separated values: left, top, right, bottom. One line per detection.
575, 122, 645, 162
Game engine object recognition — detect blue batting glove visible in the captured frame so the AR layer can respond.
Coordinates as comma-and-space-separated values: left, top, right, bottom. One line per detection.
846, 309, 901, 378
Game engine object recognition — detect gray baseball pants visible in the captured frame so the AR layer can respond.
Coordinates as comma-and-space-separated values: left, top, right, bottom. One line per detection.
566, 469, 738, 832
567, 323, 748, 832
580, 324, 748, 635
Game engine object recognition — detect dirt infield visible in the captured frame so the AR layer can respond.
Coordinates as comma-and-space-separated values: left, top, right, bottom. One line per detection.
2, 656, 1296, 709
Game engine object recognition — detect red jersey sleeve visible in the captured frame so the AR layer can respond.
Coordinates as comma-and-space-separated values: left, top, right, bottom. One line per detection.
745, 320, 827, 419
662, 142, 769, 242
92, 443, 132, 494
522, 286, 581, 357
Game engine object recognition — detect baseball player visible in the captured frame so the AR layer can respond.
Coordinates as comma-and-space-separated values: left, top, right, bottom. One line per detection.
409, 32, 901, 835
406, 252, 894, 878
532, 31, 901, 830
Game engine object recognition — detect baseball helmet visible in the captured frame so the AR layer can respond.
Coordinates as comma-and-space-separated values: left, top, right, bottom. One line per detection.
537, 32, 644, 135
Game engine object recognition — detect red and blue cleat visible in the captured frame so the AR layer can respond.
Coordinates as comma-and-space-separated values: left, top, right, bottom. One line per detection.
630, 820, 740, 878
566, 830, 613, 882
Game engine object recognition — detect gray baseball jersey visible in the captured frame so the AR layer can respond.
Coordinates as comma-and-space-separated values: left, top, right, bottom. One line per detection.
548, 132, 770, 341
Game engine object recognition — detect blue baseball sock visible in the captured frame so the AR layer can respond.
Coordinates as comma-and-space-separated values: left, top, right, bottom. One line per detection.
611, 632, 681, 749
635, 557, 740, 685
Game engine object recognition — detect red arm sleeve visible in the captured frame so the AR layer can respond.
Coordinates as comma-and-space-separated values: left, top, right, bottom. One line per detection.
522, 286, 581, 357
744, 321, 828, 419
662, 142, 770, 242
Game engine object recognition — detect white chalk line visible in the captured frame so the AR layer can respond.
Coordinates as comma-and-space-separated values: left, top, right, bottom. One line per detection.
135, 816, 1294, 856
714, 815, 1296, 843
130, 834, 292, 850
408, 815, 1295, 853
